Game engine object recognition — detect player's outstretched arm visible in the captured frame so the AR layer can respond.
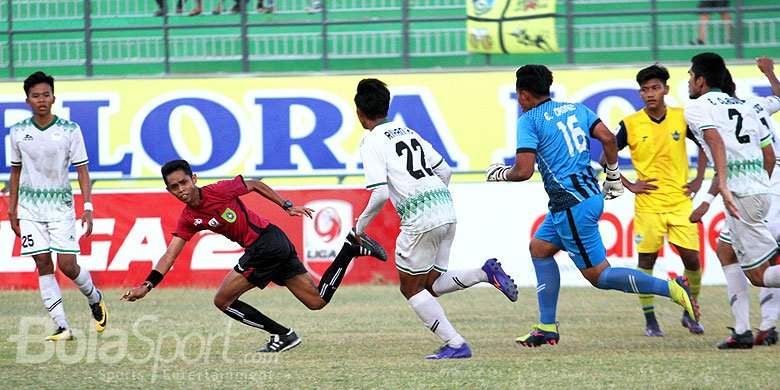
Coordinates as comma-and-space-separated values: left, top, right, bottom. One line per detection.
689, 175, 720, 223
486, 152, 535, 182
762, 143, 776, 178
245, 179, 313, 218
592, 122, 624, 199
7, 165, 21, 237
701, 128, 740, 219
757, 56, 780, 96
685, 147, 708, 197
75, 164, 93, 237
121, 236, 186, 302
355, 185, 389, 235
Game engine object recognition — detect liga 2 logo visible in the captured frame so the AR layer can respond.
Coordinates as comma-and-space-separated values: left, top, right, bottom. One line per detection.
302, 200, 353, 280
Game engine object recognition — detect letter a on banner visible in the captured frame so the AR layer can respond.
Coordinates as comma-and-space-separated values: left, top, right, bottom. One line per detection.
466, 0, 559, 54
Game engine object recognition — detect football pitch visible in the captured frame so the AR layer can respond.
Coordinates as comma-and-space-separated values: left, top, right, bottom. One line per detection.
0, 285, 776, 389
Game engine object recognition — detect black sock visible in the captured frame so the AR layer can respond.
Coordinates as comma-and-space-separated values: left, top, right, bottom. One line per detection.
644, 310, 658, 326
223, 300, 289, 335
317, 243, 354, 303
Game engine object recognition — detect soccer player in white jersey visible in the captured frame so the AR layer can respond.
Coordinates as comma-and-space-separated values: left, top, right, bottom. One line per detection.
7, 71, 107, 341
685, 53, 780, 294
351, 79, 519, 359
691, 57, 780, 348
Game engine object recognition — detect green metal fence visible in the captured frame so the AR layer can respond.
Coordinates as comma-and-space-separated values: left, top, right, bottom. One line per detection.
0, 0, 778, 78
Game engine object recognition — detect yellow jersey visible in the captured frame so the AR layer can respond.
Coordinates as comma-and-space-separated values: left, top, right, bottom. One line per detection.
616, 107, 695, 213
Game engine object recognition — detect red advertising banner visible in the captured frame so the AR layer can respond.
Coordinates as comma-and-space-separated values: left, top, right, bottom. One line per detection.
0, 189, 401, 289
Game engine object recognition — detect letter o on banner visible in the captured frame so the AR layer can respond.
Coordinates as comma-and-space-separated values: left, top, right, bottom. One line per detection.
140, 98, 240, 171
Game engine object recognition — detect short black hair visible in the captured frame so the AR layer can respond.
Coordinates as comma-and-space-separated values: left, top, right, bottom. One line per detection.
354, 78, 390, 120
690, 52, 728, 90
23, 71, 54, 97
161, 159, 193, 186
515, 65, 553, 97
636, 64, 670, 86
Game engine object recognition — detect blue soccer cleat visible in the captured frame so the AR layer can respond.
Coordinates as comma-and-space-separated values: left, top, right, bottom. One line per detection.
516, 323, 560, 347
681, 310, 704, 334
482, 258, 519, 302
645, 321, 665, 337
425, 343, 472, 360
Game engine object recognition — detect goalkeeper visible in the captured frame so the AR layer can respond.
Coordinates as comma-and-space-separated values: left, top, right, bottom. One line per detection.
486, 64, 699, 348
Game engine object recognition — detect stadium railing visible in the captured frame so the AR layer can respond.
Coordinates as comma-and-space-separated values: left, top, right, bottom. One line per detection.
0, 0, 778, 77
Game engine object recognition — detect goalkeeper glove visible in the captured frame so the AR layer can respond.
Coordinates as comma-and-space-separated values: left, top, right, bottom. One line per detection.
486, 163, 511, 182
602, 163, 624, 200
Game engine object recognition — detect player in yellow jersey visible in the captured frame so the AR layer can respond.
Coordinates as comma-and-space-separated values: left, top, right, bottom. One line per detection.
615, 65, 707, 336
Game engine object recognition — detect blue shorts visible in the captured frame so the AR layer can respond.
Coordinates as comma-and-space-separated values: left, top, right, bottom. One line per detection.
534, 195, 607, 270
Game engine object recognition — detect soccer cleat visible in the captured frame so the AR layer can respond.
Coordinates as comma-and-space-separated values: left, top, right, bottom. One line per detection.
425, 343, 472, 360
257, 330, 301, 353
681, 310, 704, 335
754, 327, 778, 346
516, 323, 559, 347
90, 290, 108, 333
45, 327, 74, 341
644, 321, 665, 337
346, 229, 387, 261
668, 276, 699, 322
717, 327, 754, 349
481, 258, 518, 302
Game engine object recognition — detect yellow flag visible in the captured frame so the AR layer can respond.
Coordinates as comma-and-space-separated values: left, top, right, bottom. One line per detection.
467, 0, 559, 54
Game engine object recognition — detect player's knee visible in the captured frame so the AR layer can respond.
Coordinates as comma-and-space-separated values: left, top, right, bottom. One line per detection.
581, 264, 606, 288
399, 284, 423, 300
59, 262, 79, 279
586, 275, 601, 288
745, 271, 765, 287
529, 239, 556, 258
425, 285, 439, 297
213, 295, 233, 312
34, 260, 54, 274
305, 298, 326, 311
33, 255, 54, 273
636, 256, 656, 270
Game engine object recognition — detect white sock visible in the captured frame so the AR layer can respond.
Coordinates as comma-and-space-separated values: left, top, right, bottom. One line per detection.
72, 266, 101, 305
39, 274, 69, 330
759, 287, 780, 331
432, 268, 487, 296
407, 290, 465, 348
723, 264, 750, 334
763, 265, 780, 288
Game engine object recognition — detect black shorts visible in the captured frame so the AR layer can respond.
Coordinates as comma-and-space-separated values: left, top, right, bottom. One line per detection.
233, 224, 308, 289
698, 0, 729, 9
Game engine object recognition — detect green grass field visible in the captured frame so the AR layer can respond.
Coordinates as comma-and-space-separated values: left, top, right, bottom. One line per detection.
0, 285, 776, 389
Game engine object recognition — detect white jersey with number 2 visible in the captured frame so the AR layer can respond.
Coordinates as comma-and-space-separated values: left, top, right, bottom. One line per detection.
359, 121, 456, 234
685, 90, 773, 197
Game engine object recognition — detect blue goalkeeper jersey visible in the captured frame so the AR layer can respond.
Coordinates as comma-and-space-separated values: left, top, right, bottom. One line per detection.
516, 99, 603, 212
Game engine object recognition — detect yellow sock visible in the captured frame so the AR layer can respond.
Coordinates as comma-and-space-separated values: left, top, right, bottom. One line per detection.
638, 267, 654, 312
684, 268, 702, 300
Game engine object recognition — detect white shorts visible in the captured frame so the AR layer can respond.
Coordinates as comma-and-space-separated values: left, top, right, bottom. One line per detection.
722, 194, 777, 270
395, 223, 455, 275
19, 219, 80, 257
770, 175, 780, 241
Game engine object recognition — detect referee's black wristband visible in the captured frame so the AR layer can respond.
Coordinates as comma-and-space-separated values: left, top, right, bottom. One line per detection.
145, 270, 164, 288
